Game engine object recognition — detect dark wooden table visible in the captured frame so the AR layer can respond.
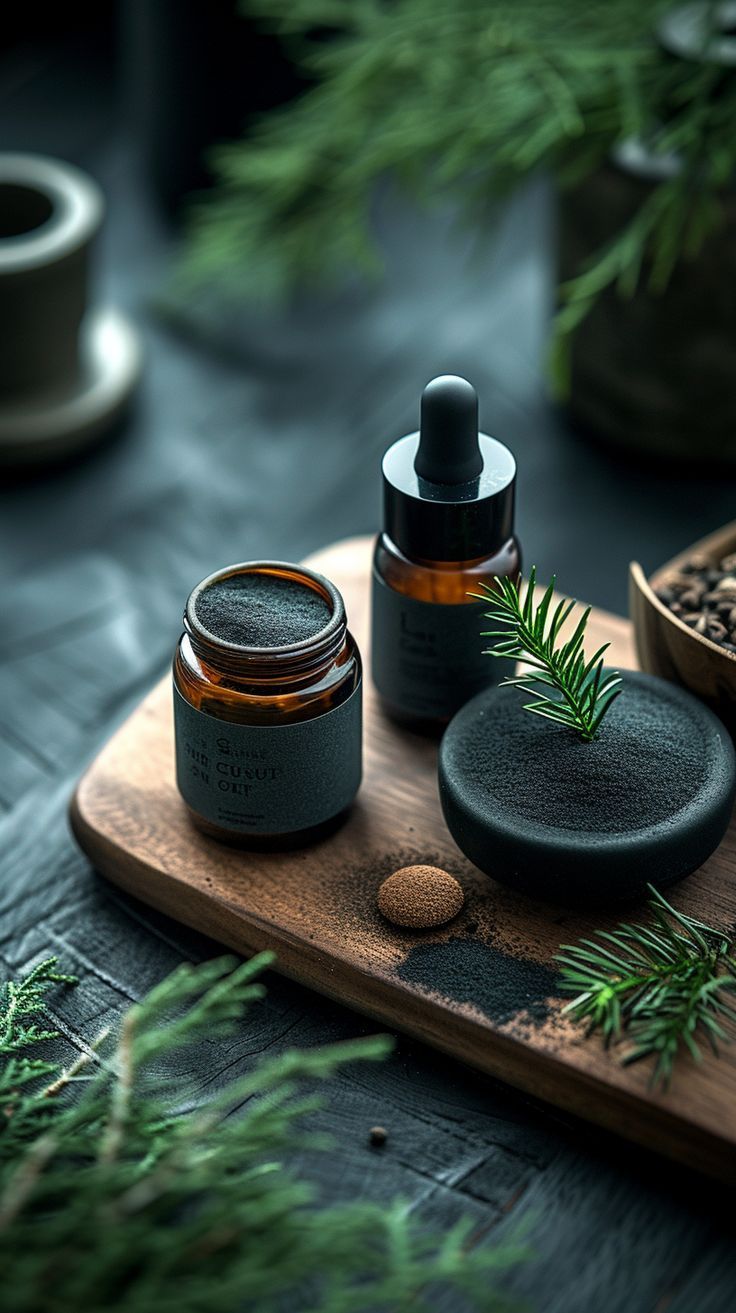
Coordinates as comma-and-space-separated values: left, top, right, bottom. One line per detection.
2, 29, 735, 1313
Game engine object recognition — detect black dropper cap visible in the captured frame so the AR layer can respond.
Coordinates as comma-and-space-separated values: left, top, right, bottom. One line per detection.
381, 375, 516, 561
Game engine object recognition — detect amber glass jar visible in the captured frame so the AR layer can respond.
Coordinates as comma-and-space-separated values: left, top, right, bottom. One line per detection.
371, 376, 520, 727
173, 561, 362, 846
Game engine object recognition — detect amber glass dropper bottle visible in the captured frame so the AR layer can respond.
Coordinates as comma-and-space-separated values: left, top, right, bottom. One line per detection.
371, 374, 520, 729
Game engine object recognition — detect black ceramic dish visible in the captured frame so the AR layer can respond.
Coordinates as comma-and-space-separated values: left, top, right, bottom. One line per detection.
438, 669, 736, 906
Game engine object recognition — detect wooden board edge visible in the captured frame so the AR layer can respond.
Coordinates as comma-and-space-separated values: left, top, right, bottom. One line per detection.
69, 782, 736, 1187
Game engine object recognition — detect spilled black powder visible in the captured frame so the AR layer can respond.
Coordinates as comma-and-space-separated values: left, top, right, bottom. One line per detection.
397, 936, 558, 1026
195, 574, 332, 648
448, 678, 707, 835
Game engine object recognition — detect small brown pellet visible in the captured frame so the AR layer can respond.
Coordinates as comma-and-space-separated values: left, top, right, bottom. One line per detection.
377, 865, 465, 929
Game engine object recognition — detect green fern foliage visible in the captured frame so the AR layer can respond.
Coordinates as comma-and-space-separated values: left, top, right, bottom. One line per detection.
473, 568, 622, 741
0, 955, 528, 1312
0, 958, 77, 1152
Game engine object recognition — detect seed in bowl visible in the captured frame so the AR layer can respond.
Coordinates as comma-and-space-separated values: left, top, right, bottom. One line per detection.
656, 554, 736, 654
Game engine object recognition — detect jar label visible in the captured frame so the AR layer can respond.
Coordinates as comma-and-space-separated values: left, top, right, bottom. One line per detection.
174, 680, 362, 836
371, 569, 500, 719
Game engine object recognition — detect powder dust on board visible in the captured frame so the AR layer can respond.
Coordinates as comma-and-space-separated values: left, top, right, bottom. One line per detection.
397, 936, 558, 1029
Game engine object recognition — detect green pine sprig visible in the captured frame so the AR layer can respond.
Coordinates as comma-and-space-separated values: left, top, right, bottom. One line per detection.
472, 567, 622, 742
0, 954, 529, 1313
556, 886, 736, 1088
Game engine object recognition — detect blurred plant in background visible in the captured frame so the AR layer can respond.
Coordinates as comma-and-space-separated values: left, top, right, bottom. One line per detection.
183, 1, 735, 370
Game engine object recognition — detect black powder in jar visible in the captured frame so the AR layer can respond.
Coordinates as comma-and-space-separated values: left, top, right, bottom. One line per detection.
194, 572, 333, 649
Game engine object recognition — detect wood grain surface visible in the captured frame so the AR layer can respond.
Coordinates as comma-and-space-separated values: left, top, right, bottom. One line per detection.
71, 537, 736, 1184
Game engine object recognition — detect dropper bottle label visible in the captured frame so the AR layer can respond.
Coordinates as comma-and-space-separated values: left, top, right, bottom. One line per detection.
370, 375, 520, 725
371, 577, 503, 719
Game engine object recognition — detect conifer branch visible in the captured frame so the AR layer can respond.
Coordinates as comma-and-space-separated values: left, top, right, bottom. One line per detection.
557, 886, 736, 1087
473, 567, 622, 742
0, 954, 529, 1311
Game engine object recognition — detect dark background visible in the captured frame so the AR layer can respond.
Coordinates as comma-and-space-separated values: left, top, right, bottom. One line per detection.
1, 9, 735, 1311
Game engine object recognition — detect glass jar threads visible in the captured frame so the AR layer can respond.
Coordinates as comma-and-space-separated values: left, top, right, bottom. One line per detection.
173, 561, 362, 846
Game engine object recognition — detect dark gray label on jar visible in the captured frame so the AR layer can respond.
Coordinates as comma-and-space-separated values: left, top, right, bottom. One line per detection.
174, 681, 362, 835
371, 569, 500, 719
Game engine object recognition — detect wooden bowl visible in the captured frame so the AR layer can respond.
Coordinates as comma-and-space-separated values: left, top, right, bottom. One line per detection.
630, 520, 736, 733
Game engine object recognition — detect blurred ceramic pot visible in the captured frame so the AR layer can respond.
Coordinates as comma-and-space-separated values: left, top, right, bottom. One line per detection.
559, 2, 736, 466
558, 148, 736, 466
0, 153, 140, 467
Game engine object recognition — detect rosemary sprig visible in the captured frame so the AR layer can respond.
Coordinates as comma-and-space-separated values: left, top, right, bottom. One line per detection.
472, 567, 622, 742
556, 887, 736, 1088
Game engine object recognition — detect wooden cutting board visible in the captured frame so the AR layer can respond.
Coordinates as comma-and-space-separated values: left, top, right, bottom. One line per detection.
71, 537, 736, 1183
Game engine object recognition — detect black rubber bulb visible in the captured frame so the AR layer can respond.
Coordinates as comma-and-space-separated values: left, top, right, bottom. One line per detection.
414, 375, 483, 485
